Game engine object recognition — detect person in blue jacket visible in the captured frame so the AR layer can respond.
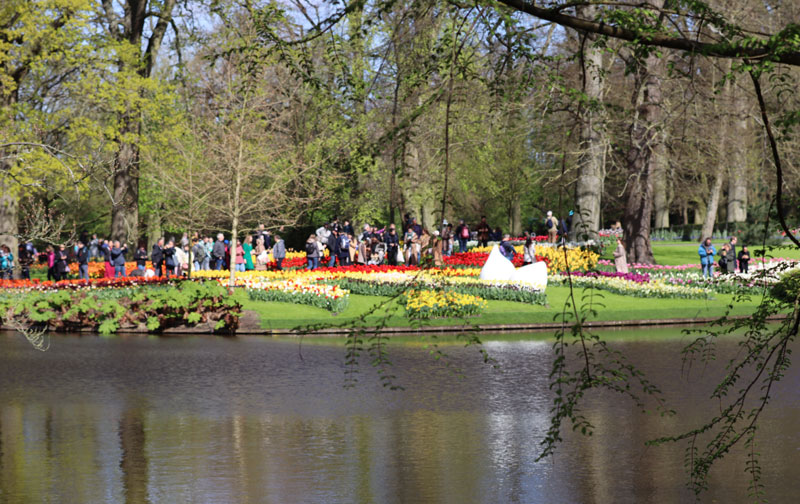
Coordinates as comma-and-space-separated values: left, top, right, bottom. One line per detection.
698, 237, 716, 278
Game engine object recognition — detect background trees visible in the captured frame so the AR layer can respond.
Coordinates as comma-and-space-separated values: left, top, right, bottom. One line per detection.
1, 0, 799, 264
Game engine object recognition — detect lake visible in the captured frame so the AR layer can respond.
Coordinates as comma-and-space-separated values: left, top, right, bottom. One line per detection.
0, 329, 798, 503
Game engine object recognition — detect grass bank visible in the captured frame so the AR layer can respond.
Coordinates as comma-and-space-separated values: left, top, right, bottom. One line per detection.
236, 286, 767, 332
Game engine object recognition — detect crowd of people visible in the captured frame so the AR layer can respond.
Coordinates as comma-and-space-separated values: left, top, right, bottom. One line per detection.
303, 215, 538, 270
0, 212, 560, 280
699, 236, 750, 277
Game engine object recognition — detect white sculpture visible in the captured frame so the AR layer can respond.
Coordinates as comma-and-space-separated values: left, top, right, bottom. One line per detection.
479, 245, 547, 291
479, 245, 516, 281
510, 262, 548, 291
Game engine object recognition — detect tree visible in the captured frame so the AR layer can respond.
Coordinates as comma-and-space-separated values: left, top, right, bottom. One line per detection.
97, 0, 181, 244
1, 0, 99, 259
156, 9, 330, 287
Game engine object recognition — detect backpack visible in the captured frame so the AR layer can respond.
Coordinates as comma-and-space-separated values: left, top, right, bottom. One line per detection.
305, 242, 316, 255
546, 218, 554, 229
461, 227, 469, 238
339, 234, 350, 251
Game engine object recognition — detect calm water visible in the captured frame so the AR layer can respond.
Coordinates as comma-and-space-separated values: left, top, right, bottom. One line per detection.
0, 331, 798, 503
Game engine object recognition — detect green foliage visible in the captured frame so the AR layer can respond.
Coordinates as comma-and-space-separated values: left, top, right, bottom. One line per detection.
146, 316, 161, 331
0, 281, 240, 335
771, 269, 800, 304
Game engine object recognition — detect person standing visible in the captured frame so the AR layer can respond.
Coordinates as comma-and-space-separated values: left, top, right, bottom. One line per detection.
46, 246, 56, 281
175, 244, 190, 275
254, 237, 268, 271
337, 232, 351, 266
151, 238, 164, 277
98, 239, 114, 278
54, 245, 69, 281
545, 211, 559, 243
350, 234, 360, 265
316, 223, 331, 247
726, 236, 738, 274
305, 235, 319, 270
726, 237, 738, 274
89, 234, 100, 260
212, 234, 226, 270
523, 233, 537, 265
134, 244, 148, 271
110, 241, 128, 278
613, 236, 628, 273
343, 220, 355, 237
404, 228, 419, 266
455, 219, 470, 253
419, 229, 431, 263
385, 225, 399, 266
233, 240, 245, 272
18, 242, 33, 279
327, 230, 339, 267
253, 224, 271, 250
163, 240, 176, 277
272, 234, 286, 270
77, 241, 90, 280
191, 239, 205, 272
433, 230, 443, 266
698, 238, 716, 278
242, 235, 255, 271
441, 223, 451, 257
738, 246, 751, 274
0, 245, 13, 280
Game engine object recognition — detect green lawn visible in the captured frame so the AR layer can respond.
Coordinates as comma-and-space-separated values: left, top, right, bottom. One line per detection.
600, 241, 800, 266
236, 286, 767, 331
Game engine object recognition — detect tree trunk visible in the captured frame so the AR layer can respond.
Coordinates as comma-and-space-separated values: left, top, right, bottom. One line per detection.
111, 117, 140, 244
511, 198, 522, 236
622, 42, 665, 264
727, 82, 748, 223
653, 160, 669, 228
108, 0, 177, 245
0, 174, 19, 275
147, 205, 162, 251
701, 169, 724, 240
572, 7, 606, 242
229, 138, 245, 290
701, 62, 731, 240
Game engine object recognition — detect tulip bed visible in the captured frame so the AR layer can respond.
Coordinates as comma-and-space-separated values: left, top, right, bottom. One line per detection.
400, 290, 488, 319
550, 274, 713, 300
0, 275, 179, 292
332, 276, 547, 306
245, 279, 350, 313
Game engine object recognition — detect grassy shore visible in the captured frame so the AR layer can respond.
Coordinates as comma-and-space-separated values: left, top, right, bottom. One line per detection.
236, 286, 767, 331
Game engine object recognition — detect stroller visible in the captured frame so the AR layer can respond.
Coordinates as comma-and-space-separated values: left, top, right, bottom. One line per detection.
369, 242, 387, 265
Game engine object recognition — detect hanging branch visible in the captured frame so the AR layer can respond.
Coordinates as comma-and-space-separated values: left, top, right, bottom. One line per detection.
747, 67, 800, 249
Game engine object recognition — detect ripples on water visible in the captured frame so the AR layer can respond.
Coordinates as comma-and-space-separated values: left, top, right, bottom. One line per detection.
0, 332, 798, 503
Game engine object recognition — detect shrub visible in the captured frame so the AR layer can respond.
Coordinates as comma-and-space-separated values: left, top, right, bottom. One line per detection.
0, 281, 241, 335
771, 270, 800, 304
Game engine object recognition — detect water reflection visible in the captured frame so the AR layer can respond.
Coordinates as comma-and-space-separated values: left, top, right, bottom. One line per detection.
0, 333, 798, 503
